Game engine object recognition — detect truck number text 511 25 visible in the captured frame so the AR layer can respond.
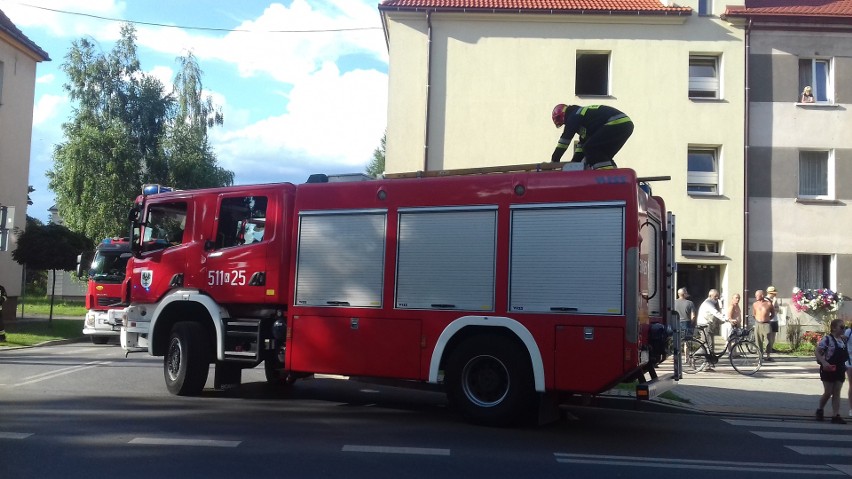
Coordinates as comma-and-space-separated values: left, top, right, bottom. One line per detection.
208, 270, 246, 286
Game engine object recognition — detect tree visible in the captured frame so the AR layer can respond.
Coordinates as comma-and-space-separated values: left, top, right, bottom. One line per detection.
48, 24, 168, 242
48, 24, 233, 242
366, 131, 386, 178
162, 52, 233, 188
11, 221, 93, 322
27, 185, 34, 206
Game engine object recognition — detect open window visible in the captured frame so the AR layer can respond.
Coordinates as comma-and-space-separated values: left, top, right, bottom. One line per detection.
799, 58, 832, 103
576, 52, 610, 96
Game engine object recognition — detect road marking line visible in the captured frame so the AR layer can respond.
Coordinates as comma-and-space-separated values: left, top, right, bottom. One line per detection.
0, 432, 34, 439
828, 464, 852, 476
129, 438, 241, 447
9, 361, 113, 388
342, 445, 451, 456
553, 453, 840, 474
725, 419, 852, 431
787, 446, 852, 457
753, 431, 852, 442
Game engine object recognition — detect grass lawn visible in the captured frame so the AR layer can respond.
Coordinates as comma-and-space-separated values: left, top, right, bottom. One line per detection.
0, 319, 84, 347
16, 296, 87, 317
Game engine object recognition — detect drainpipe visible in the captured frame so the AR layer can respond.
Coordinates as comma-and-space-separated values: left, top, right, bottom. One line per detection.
423, 10, 434, 172
743, 18, 752, 318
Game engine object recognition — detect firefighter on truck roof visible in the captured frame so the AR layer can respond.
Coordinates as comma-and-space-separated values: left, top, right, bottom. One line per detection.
550, 104, 634, 170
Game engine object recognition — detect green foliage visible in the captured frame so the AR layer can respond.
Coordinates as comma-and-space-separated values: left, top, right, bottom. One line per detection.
366, 131, 386, 178
17, 296, 86, 316
11, 221, 93, 271
48, 24, 234, 242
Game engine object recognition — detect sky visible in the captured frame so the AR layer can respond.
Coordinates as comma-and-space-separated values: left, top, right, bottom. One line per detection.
0, 0, 389, 223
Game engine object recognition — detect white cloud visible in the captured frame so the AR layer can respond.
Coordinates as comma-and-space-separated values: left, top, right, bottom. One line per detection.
211, 63, 387, 184
32, 93, 66, 126
0, 0, 126, 37
36, 73, 55, 84
147, 65, 174, 88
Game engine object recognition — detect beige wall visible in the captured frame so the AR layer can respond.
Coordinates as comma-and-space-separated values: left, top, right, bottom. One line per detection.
0, 32, 42, 302
383, 10, 745, 298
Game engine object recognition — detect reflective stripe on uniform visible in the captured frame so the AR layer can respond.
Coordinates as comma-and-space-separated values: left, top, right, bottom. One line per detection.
605, 114, 631, 126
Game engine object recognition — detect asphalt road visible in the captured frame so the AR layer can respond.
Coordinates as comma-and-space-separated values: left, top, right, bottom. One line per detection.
1, 341, 851, 478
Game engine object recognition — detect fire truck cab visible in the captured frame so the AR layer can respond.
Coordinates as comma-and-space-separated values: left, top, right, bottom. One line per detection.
80, 237, 131, 344
120, 165, 678, 426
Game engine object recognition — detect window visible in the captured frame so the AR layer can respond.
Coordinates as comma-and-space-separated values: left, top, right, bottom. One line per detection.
799, 58, 832, 103
295, 211, 386, 308
689, 56, 720, 99
799, 150, 832, 199
0, 205, 10, 251
142, 202, 188, 252
698, 0, 713, 15
797, 254, 832, 291
681, 240, 720, 256
215, 196, 267, 249
687, 147, 719, 195
575, 52, 609, 96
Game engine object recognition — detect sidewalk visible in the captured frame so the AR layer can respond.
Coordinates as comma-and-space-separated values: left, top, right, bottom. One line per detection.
638, 353, 832, 419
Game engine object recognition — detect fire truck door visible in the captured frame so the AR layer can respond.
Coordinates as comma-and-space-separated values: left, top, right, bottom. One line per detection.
203, 194, 271, 304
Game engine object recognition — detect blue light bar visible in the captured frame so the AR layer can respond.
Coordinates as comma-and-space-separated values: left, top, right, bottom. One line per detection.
142, 184, 174, 195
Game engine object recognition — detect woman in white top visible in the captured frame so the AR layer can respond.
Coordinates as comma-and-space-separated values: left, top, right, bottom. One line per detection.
846, 325, 852, 418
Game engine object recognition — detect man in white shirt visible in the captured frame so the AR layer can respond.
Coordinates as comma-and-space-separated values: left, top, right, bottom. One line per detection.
697, 289, 727, 353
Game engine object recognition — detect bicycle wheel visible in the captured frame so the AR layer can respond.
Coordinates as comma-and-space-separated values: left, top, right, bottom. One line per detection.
730, 340, 762, 376
682, 338, 709, 374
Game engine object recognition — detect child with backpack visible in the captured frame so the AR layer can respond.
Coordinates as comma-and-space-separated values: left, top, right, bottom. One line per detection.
816, 319, 849, 424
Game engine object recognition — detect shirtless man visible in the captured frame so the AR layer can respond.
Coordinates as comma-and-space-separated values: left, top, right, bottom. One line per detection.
752, 290, 776, 361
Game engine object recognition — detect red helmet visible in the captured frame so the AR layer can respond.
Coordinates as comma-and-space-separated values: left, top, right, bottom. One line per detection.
552, 104, 569, 127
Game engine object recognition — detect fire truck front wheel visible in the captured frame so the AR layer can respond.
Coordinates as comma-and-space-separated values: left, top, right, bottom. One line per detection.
164, 322, 211, 395
446, 334, 536, 427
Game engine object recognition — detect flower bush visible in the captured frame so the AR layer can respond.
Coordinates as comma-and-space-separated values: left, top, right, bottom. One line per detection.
801, 330, 822, 346
792, 288, 842, 314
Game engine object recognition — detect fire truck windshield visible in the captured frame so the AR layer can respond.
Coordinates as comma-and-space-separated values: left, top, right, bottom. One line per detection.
90, 251, 129, 283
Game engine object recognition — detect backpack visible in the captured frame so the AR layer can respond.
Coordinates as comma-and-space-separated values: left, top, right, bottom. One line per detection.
820, 334, 850, 366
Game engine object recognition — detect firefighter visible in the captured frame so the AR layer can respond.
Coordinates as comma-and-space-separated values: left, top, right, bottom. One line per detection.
550, 104, 634, 169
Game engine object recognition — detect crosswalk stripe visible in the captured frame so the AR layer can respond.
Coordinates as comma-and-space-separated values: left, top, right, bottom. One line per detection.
753, 431, 852, 442
0, 432, 33, 439
788, 446, 852, 457
553, 453, 838, 474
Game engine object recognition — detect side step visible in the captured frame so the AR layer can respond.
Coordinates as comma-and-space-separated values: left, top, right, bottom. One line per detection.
223, 319, 261, 362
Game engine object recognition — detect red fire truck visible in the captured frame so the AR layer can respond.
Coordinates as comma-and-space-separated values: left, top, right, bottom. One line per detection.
80, 237, 131, 344
120, 164, 678, 426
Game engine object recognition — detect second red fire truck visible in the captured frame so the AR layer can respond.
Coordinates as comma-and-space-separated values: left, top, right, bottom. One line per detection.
120, 164, 678, 426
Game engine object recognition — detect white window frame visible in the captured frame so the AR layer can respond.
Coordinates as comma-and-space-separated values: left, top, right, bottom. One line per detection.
681, 240, 721, 257
575, 51, 610, 97
799, 58, 833, 103
689, 55, 721, 99
796, 254, 834, 291
687, 146, 721, 196
798, 150, 834, 200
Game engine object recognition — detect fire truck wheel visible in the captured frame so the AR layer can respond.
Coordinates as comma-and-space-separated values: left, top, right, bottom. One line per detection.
165, 322, 211, 396
446, 334, 536, 427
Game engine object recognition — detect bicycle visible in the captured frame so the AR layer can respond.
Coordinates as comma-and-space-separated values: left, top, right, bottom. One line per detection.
681, 325, 762, 375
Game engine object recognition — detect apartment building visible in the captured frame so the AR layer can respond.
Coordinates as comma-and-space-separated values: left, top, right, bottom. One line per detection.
379, 0, 746, 305
0, 9, 50, 322
725, 1, 852, 324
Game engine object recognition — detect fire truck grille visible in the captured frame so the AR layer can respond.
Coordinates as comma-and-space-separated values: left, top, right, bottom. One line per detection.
97, 297, 122, 307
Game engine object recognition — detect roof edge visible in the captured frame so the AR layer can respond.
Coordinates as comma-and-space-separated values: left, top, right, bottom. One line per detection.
377, 6, 693, 16
0, 9, 50, 62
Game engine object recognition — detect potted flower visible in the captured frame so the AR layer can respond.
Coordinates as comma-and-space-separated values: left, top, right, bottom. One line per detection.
792, 287, 842, 332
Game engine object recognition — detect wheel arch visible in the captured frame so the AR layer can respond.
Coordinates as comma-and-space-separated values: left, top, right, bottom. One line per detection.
149, 291, 226, 358
429, 315, 545, 392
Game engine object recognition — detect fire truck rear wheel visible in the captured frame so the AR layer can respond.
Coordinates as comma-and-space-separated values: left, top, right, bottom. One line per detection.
165, 322, 211, 396
446, 334, 535, 427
